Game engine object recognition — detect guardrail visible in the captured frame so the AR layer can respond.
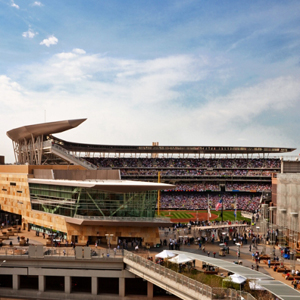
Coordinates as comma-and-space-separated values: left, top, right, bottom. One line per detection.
124, 250, 255, 300
73, 215, 169, 222
0, 245, 258, 300
0, 246, 124, 259
50, 143, 97, 170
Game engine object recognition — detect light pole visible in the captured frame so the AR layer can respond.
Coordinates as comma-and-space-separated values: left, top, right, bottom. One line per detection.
255, 226, 260, 251
235, 243, 241, 260
222, 232, 226, 244
16, 219, 19, 237
50, 225, 53, 250
5, 214, 8, 228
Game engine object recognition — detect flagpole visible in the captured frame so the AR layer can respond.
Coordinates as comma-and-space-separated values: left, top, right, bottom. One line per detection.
235, 195, 237, 222
207, 194, 209, 222
221, 198, 223, 222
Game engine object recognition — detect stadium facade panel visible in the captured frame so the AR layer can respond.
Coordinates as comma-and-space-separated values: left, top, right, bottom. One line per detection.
3, 119, 298, 244
0, 165, 172, 246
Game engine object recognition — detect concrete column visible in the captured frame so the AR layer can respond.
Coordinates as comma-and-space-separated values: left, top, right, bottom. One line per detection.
38, 275, 45, 292
65, 276, 71, 294
12, 274, 20, 290
147, 281, 153, 299
119, 277, 125, 297
91, 277, 97, 295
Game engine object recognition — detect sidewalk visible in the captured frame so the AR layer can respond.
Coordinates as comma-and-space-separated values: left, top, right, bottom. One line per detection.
1, 226, 298, 286
158, 229, 299, 286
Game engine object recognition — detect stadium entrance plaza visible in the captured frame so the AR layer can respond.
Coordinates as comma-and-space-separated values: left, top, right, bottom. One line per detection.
1, 224, 295, 286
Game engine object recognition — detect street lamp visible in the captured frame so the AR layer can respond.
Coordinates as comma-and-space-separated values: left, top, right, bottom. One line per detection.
16, 219, 19, 237
0, 260, 6, 266
222, 232, 226, 244
50, 225, 53, 250
235, 243, 241, 259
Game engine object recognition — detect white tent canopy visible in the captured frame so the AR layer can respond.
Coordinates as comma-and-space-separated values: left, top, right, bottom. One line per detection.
224, 274, 247, 285
168, 254, 193, 264
229, 274, 247, 284
155, 250, 175, 259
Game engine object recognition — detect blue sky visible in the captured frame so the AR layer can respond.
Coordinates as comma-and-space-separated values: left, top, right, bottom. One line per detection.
1, 0, 300, 162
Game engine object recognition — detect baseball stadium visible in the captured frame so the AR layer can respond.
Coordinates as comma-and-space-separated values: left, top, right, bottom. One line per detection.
0, 118, 295, 246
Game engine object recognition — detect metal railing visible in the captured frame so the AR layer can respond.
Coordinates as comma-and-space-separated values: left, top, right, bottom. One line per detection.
48, 142, 97, 170
0, 246, 124, 259
124, 250, 256, 300
0, 245, 259, 299
73, 214, 169, 222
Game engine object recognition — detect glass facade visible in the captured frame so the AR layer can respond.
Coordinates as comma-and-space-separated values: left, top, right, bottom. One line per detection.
29, 183, 157, 218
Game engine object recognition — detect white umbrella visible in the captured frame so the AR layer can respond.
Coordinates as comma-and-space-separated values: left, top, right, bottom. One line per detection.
155, 250, 176, 259
168, 254, 193, 264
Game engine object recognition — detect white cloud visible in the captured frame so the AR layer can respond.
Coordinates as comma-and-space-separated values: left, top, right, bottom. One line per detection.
11, 0, 19, 9
22, 28, 38, 39
2, 51, 300, 163
73, 48, 86, 55
40, 35, 58, 47
32, 1, 43, 6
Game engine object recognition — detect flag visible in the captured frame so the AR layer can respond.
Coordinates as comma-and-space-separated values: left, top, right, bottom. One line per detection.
208, 206, 211, 217
234, 208, 237, 217
216, 199, 222, 211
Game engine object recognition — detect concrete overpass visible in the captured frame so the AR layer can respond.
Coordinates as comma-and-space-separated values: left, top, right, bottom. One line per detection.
0, 246, 256, 300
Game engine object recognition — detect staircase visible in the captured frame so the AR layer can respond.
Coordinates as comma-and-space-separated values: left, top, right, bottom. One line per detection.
44, 141, 97, 170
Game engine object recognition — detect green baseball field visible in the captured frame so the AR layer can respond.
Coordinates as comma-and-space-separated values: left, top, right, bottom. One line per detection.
156, 210, 250, 222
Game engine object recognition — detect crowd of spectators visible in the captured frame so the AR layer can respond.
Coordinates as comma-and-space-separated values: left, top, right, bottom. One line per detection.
83, 157, 274, 212
164, 182, 270, 192
85, 157, 280, 169
119, 168, 276, 177
225, 182, 271, 191
160, 192, 260, 211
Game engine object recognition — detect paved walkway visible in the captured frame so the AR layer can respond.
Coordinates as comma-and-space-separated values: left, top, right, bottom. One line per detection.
157, 229, 300, 286
1, 226, 299, 286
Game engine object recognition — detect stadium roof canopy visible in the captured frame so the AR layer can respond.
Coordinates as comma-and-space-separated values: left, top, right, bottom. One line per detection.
7, 119, 296, 155
28, 178, 174, 193
6, 119, 86, 141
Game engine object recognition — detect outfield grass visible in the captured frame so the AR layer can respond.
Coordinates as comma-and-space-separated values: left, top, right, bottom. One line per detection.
212, 211, 250, 222
157, 210, 250, 222
159, 211, 193, 219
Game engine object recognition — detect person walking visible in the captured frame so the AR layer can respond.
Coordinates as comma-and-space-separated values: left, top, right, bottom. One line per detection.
268, 259, 271, 268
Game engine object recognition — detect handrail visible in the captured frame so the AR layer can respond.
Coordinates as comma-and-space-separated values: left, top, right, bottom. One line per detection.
73, 214, 169, 222
50, 143, 97, 170
124, 250, 255, 300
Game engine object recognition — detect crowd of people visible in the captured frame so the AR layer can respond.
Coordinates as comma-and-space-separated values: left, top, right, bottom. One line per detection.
163, 182, 270, 192
119, 169, 276, 177
85, 157, 280, 169
83, 157, 275, 213
160, 192, 261, 211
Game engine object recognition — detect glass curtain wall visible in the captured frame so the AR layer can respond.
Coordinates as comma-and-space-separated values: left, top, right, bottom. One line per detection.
29, 183, 157, 218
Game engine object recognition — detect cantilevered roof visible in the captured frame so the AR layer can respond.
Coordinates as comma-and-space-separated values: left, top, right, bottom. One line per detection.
65, 216, 172, 227
7, 119, 86, 142
51, 135, 296, 154
28, 178, 174, 193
